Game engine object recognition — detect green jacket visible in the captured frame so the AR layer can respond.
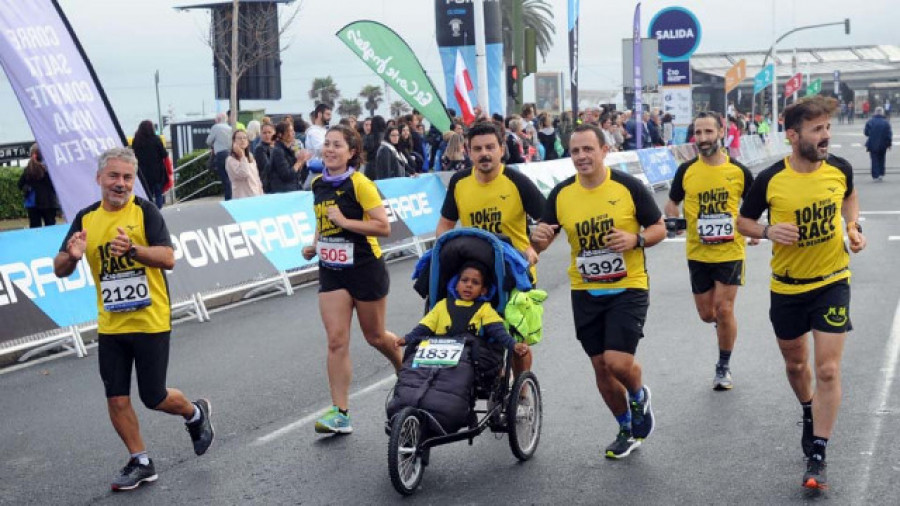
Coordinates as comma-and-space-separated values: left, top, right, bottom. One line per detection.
504, 288, 548, 345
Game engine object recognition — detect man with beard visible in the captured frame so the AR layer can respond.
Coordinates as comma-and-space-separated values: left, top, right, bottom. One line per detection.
664, 112, 756, 390
737, 96, 866, 490
54, 148, 214, 491
436, 121, 546, 374
531, 124, 666, 459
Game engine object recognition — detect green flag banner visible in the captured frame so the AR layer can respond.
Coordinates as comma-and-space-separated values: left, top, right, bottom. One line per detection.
806, 78, 822, 96
337, 20, 452, 132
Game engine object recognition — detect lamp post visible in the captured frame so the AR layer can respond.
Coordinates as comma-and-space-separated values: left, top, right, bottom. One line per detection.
760, 18, 849, 133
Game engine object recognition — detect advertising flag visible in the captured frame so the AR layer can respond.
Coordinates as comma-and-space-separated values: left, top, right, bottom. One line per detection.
754, 64, 774, 94
454, 49, 475, 124
784, 73, 804, 97
0, 0, 144, 221
725, 59, 747, 94
568, 0, 580, 117
633, 3, 643, 149
337, 20, 452, 132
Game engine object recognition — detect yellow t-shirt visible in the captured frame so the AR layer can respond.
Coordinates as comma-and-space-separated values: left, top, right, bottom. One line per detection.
543, 168, 662, 290
740, 155, 853, 295
419, 299, 504, 335
669, 156, 753, 263
312, 170, 383, 264
60, 196, 172, 334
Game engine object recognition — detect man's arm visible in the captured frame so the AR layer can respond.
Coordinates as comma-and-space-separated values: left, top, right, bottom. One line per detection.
664, 200, 681, 218
435, 216, 456, 237
842, 188, 866, 253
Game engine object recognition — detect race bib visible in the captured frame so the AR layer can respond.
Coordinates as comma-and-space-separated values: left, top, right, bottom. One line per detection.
101, 269, 151, 312
697, 213, 735, 244
316, 238, 354, 267
412, 338, 465, 368
577, 249, 627, 282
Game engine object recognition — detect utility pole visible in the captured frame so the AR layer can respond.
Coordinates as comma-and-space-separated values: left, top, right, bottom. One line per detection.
512, 0, 524, 108
473, 0, 490, 115
229, 0, 239, 127
154, 70, 162, 133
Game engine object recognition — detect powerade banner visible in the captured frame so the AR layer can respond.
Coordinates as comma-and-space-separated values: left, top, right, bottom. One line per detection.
337, 21, 452, 132
0, 0, 142, 222
0, 175, 447, 342
434, 0, 504, 117
567, 0, 579, 117
636, 147, 679, 185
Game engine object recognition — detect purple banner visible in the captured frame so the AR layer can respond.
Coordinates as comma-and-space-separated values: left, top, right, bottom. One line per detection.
633, 3, 643, 150
0, 0, 141, 222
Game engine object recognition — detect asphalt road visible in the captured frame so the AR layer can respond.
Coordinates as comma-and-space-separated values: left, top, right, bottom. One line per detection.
2, 120, 899, 505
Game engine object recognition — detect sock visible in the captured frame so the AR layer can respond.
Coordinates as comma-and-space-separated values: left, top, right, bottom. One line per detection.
629, 387, 645, 404
811, 437, 828, 460
718, 350, 732, 367
801, 400, 813, 422
130, 451, 150, 466
614, 410, 632, 432
185, 403, 201, 424
337, 406, 349, 416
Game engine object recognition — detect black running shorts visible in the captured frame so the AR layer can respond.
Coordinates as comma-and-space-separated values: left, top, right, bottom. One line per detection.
688, 259, 744, 294
98, 332, 170, 408
318, 257, 390, 301
769, 280, 852, 339
571, 289, 648, 357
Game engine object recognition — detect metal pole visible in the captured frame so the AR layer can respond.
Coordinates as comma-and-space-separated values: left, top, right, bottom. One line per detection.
154, 70, 162, 133
512, 0, 524, 108
473, 0, 490, 114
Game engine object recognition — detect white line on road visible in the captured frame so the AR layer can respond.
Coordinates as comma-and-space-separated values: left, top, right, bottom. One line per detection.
889, 236, 900, 241
253, 374, 396, 445
861, 211, 900, 215
858, 298, 900, 497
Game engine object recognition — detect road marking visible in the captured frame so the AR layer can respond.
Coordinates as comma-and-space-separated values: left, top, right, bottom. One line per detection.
861, 211, 900, 215
889, 236, 900, 241
852, 143, 862, 148
859, 298, 900, 497
830, 144, 842, 148
253, 374, 396, 445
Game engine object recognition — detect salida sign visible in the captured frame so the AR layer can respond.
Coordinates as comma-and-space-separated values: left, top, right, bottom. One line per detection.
648, 7, 701, 61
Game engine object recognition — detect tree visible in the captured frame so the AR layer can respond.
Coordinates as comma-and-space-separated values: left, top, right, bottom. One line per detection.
337, 99, 363, 118
309, 76, 341, 109
501, 0, 556, 67
359, 84, 384, 117
206, 0, 303, 127
390, 100, 410, 118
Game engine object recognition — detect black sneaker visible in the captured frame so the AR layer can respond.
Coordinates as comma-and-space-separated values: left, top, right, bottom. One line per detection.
803, 456, 828, 490
186, 398, 214, 456
800, 416, 814, 458
630, 385, 654, 440
111, 458, 157, 491
604, 429, 641, 459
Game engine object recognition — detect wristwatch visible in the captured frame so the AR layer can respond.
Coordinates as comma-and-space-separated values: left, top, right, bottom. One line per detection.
127, 244, 138, 260
847, 221, 862, 233
636, 233, 646, 248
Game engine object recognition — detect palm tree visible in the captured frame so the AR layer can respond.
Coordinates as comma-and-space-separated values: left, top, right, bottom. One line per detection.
501, 0, 556, 66
390, 100, 410, 118
359, 84, 384, 117
337, 98, 362, 118
309, 76, 340, 108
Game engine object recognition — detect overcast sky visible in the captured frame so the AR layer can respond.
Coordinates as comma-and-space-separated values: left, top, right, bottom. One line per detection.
0, 0, 895, 143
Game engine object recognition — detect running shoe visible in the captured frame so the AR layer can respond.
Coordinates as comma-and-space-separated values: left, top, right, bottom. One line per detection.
314, 406, 353, 434
111, 458, 157, 491
186, 398, 215, 456
604, 429, 641, 459
803, 456, 828, 490
800, 415, 814, 458
630, 385, 654, 440
713, 364, 733, 391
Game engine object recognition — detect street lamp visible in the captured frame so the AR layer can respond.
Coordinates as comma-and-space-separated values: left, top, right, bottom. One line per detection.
760, 19, 849, 130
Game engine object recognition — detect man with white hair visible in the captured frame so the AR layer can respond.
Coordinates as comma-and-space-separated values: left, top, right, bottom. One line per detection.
54, 148, 214, 491
206, 112, 233, 199
864, 106, 893, 182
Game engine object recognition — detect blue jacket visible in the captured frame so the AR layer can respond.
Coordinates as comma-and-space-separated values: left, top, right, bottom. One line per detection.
865, 114, 893, 152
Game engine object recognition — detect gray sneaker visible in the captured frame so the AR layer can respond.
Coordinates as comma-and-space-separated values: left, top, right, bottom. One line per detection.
186, 399, 215, 455
111, 458, 157, 491
713, 364, 733, 391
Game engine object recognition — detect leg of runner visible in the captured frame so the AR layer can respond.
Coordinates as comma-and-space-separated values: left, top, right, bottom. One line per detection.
801, 330, 846, 490
107, 397, 147, 454
777, 335, 816, 460
591, 354, 637, 459
355, 297, 402, 372
512, 348, 533, 376
316, 289, 355, 434
709, 283, 739, 390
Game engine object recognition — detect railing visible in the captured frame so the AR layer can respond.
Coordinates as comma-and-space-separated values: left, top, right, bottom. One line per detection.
167, 150, 221, 204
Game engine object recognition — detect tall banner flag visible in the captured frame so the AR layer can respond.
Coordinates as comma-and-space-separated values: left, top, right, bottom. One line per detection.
434, 0, 503, 117
336, 20, 452, 132
567, 0, 580, 117
0, 0, 144, 221
633, 3, 643, 150
454, 49, 476, 124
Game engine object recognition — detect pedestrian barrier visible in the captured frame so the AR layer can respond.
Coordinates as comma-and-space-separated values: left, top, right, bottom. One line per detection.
0, 138, 789, 362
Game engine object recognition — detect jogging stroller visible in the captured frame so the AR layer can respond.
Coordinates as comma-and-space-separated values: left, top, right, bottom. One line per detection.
384, 228, 543, 496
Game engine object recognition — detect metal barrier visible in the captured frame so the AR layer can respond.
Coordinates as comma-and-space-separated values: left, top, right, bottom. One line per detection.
168, 150, 222, 204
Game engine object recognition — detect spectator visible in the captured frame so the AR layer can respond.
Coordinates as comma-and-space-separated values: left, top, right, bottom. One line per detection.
726, 116, 741, 159
363, 115, 386, 172
206, 112, 233, 200
268, 121, 310, 193
661, 113, 674, 145
254, 122, 276, 193
624, 111, 650, 150
225, 130, 263, 198
865, 106, 893, 182
133, 119, 170, 208
537, 113, 560, 160
505, 117, 527, 164
17, 144, 59, 227
369, 126, 414, 180
599, 114, 618, 151
246, 120, 261, 151
440, 132, 469, 172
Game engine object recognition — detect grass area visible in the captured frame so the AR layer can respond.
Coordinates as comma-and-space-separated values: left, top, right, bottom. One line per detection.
0, 217, 29, 231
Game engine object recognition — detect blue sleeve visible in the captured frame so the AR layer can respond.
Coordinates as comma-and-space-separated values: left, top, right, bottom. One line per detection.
483, 322, 517, 352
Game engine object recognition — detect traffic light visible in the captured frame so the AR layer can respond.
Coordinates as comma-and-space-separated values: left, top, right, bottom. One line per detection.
844, 18, 850, 35
507, 65, 520, 101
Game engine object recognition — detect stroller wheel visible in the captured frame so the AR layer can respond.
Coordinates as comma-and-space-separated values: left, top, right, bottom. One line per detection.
507, 372, 542, 461
388, 407, 425, 495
